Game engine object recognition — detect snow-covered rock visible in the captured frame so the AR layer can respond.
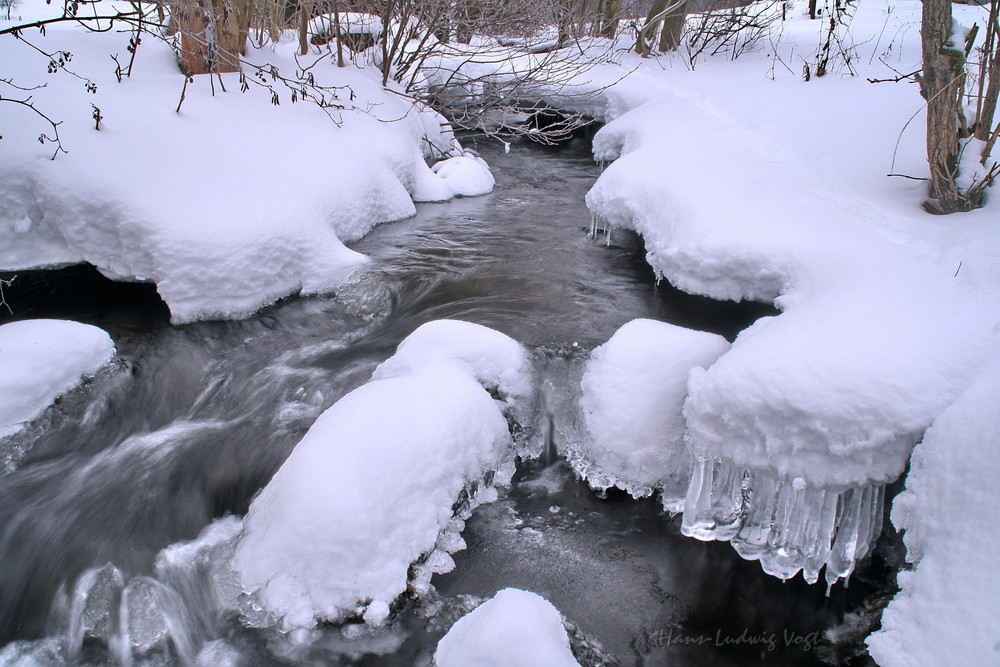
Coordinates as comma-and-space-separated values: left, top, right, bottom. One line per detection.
372, 319, 532, 403
434, 589, 580, 667
233, 321, 529, 632
0, 319, 115, 439
572, 318, 729, 510
413, 152, 496, 202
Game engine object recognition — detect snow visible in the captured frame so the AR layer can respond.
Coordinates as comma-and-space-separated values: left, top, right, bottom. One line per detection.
233, 320, 529, 632
572, 318, 729, 509
531, 0, 1000, 659
866, 355, 1000, 666
3, 1, 1000, 664
434, 588, 580, 667
584, 77, 997, 487
0, 2, 493, 323
0, 319, 115, 439
371, 319, 532, 403
308, 12, 384, 38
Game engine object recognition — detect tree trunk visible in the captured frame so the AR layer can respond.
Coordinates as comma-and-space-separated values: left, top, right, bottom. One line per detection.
658, 0, 687, 52
920, 0, 976, 211
173, 0, 249, 75
298, 0, 311, 57
599, 0, 622, 39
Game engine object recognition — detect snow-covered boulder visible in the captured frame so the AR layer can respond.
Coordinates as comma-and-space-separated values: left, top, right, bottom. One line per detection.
572, 318, 729, 510
233, 321, 530, 632
434, 589, 580, 667
372, 319, 531, 403
0, 319, 115, 439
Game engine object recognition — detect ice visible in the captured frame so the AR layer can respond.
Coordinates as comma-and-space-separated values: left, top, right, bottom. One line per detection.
570, 319, 729, 512
0, 639, 65, 667
0, 319, 116, 440
66, 563, 124, 657
118, 576, 196, 666
681, 457, 885, 588
434, 588, 580, 667
153, 516, 244, 637
233, 321, 530, 632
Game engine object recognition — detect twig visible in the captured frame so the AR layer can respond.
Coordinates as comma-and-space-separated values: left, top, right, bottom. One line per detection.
0, 275, 14, 315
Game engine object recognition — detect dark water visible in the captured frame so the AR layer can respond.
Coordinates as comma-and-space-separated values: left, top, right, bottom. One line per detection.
0, 139, 887, 666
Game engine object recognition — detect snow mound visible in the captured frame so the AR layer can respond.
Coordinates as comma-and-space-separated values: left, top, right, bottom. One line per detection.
0, 19, 489, 323
434, 589, 580, 667
0, 319, 115, 439
372, 319, 531, 404
234, 321, 529, 632
571, 319, 729, 510
866, 355, 1000, 667
413, 152, 496, 202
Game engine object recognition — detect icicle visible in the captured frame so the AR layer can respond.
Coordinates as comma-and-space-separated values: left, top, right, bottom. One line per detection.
680, 457, 885, 590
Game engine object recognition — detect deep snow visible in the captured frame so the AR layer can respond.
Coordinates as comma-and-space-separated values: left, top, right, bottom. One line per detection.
560, 2, 1000, 664
2, 0, 999, 665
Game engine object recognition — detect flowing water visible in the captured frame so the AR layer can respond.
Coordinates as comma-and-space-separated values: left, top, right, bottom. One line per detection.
0, 139, 889, 666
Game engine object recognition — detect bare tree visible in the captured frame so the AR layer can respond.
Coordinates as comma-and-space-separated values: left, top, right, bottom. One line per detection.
918, 0, 1000, 213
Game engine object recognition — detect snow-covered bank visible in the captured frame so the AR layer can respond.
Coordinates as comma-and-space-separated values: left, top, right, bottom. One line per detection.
0, 3, 493, 323
233, 320, 532, 633
0, 319, 115, 439
866, 356, 1000, 666
534, 1, 1000, 663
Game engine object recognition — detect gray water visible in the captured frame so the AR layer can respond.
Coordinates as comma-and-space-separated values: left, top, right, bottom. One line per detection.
0, 139, 883, 666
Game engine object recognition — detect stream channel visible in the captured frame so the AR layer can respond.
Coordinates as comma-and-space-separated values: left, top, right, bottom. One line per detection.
0, 138, 893, 666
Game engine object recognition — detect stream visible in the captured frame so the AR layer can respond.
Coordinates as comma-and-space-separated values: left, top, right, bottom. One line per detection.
0, 138, 890, 666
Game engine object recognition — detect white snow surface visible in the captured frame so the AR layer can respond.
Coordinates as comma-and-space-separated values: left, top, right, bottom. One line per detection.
233, 321, 528, 632
434, 588, 580, 667
866, 354, 1000, 666
576, 319, 729, 501
0, 319, 115, 438
0, 3, 492, 323
372, 319, 531, 402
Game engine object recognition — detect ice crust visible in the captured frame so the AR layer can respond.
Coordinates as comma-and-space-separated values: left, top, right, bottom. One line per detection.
434, 588, 580, 667
233, 320, 531, 631
0, 319, 116, 439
